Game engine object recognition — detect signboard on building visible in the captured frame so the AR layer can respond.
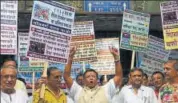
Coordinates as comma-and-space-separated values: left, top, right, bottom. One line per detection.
84, 0, 130, 12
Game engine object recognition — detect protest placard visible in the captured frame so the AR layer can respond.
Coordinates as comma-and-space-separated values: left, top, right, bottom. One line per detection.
71, 21, 97, 62
169, 50, 178, 59
137, 35, 170, 75
1, 1, 18, 55
17, 72, 42, 88
160, 1, 178, 50
120, 10, 150, 52
49, 62, 84, 79
147, 35, 170, 61
27, 1, 75, 63
18, 32, 47, 71
90, 38, 120, 75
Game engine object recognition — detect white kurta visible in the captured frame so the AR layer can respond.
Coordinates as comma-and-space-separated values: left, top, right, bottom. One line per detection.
69, 79, 117, 103
114, 85, 158, 103
1, 89, 28, 103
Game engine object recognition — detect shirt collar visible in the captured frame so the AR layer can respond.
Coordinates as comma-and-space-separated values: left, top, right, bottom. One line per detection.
83, 85, 100, 91
128, 85, 144, 91
45, 86, 63, 96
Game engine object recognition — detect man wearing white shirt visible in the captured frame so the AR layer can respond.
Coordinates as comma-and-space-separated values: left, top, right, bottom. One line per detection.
2, 58, 27, 94
1, 65, 28, 103
64, 47, 123, 103
115, 68, 157, 103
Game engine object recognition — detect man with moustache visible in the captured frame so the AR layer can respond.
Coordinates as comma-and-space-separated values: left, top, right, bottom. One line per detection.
142, 73, 148, 86
2, 58, 27, 93
116, 68, 157, 103
76, 73, 84, 86
151, 71, 165, 98
33, 67, 73, 103
1, 65, 28, 103
159, 59, 178, 103
64, 47, 123, 103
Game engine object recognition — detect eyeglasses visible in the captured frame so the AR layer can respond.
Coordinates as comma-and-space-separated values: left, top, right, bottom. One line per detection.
1, 75, 16, 80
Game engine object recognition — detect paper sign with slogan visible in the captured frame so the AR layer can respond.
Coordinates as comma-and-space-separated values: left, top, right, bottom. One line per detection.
71, 21, 97, 62
120, 10, 150, 52
160, 1, 178, 50
26, 1, 75, 63
90, 38, 120, 75
1, 1, 18, 55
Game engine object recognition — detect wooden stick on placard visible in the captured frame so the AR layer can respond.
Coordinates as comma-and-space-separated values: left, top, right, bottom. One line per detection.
130, 51, 135, 70
104, 74, 108, 82
40, 62, 48, 99
82, 61, 86, 73
32, 71, 35, 94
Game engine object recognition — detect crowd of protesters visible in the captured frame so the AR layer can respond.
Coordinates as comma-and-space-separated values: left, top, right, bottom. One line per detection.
1, 47, 178, 103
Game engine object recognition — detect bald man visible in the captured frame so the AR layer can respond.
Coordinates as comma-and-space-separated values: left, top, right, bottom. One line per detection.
1, 65, 28, 103
159, 59, 178, 103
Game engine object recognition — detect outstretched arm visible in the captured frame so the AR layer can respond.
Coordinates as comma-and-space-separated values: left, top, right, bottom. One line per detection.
109, 46, 123, 87
63, 47, 76, 89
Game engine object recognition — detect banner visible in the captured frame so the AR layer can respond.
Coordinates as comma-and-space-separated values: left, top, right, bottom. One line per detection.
27, 1, 75, 63
1, 1, 18, 55
160, 1, 178, 50
137, 35, 170, 75
120, 10, 150, 52
90, 38, 120, 75
71, 21, 97, 62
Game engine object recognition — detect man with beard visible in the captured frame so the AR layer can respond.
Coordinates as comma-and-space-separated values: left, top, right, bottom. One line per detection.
1, 65, 28, 103
33, 67, 73, 103
64, 47, 123, 103
116, 68, 157, 103
159, 59, 178, 103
